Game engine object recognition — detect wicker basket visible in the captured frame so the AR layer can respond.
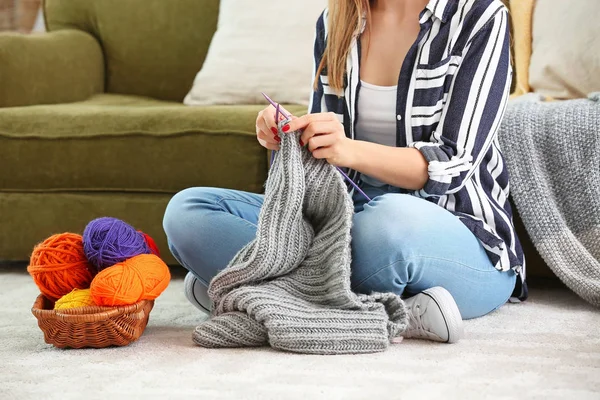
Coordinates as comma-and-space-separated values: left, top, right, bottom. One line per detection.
31, 294, 154, 349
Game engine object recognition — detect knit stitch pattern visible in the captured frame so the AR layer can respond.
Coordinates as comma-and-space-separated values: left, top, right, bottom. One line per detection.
192, 123, 408, 354
499, 93, 600, 307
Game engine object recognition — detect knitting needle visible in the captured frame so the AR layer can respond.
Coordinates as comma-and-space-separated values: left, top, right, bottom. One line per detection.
270, 103, 282, 165
261, 92, 291, 119
261, 92, 371, 202
275, 102, 282, 126
263, 92, 285, 166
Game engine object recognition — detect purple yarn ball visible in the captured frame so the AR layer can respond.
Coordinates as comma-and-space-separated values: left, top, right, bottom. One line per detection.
82, 217, 151, 272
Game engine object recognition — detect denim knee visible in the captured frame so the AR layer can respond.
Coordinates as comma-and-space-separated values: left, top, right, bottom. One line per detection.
163, 189, 186, 239
163, 187, 217, 256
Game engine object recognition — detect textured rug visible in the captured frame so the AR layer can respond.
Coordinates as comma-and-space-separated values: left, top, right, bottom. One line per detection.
1, 271, 599, 400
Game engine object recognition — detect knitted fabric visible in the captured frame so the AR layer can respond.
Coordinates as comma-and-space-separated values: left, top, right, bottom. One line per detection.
193, 124, 408, 354
499, 93, 600, 307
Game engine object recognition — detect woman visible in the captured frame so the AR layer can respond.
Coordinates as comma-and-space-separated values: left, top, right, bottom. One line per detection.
163, 0, 526, 344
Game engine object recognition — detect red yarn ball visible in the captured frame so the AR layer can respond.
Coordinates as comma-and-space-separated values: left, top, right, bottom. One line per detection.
27, 233, 95, 301
139, 231, 160, 257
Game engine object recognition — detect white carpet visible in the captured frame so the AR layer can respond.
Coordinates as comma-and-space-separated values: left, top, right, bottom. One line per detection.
1, 271, 599, 400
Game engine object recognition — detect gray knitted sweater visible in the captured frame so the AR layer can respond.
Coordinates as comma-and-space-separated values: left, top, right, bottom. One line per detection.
499, 93, 600, 307
193, 124, 408, 354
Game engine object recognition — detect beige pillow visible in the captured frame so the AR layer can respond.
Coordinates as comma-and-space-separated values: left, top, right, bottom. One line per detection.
529, 0, 600, 99
184, 0, 326, 107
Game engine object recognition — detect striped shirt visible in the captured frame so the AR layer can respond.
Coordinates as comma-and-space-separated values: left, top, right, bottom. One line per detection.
308, 0, 527, 300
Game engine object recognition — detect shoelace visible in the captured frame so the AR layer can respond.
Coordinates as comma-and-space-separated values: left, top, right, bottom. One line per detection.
406, 304, 428, 337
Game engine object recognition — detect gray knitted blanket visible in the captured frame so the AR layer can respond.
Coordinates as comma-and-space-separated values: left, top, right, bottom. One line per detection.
499, 93, 600, 307
192, 124, 408, 354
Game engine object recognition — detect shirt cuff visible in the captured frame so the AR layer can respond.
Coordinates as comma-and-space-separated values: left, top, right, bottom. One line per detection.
411, 142, 473, 197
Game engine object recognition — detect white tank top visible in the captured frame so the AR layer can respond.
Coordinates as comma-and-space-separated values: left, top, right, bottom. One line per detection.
355, 80, 398, 187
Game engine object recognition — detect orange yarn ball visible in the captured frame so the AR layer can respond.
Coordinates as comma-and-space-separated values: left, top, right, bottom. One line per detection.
90, 254, 171, 306
27, 233, 94, 301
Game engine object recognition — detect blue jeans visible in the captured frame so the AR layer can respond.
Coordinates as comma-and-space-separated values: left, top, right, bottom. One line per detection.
163, 184, 516, 319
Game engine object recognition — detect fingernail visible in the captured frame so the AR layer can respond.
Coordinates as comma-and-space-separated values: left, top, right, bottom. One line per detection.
270, 127, 278, 135
299, 139, 304, 146
275, 135, 281, 142
282, 124, 290, 132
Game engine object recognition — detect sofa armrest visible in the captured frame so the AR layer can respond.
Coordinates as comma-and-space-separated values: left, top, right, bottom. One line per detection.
0, 30, 104, 108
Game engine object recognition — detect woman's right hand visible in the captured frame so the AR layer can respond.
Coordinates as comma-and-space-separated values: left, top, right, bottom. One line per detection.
255, 105, 291, 151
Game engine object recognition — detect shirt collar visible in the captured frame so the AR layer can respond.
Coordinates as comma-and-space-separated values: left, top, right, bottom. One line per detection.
424, 0, 457, 23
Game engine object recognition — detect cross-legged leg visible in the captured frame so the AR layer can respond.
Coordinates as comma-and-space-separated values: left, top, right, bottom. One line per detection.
350, 193, 516, 320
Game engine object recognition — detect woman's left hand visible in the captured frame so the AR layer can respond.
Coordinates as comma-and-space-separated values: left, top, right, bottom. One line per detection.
281, 112, 356, 168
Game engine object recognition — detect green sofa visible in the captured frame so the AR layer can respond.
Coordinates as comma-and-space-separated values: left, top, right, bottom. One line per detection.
0, 0, 554, 279
0, 0, 304, 264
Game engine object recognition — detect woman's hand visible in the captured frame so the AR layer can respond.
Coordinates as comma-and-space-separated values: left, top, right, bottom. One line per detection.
255, 105, 291, 151
281, 112, 356, 168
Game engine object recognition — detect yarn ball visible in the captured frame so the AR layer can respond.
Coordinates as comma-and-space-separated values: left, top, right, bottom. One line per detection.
83, 217, 151, 272
90, 254, 171, 307
139, 231, 161, 257
27, 233, 94, 301
54, 288, 96, 310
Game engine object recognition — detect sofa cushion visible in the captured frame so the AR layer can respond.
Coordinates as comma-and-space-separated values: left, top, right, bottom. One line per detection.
44, 0, 220, 102
0, 94, 306, 194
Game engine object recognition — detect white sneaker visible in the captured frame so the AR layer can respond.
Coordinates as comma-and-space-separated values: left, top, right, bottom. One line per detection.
402, 287, 464, 343
184, 272, 211, 314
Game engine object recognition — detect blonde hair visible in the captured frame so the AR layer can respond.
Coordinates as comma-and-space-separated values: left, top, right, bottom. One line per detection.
314, 0, 371, 94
